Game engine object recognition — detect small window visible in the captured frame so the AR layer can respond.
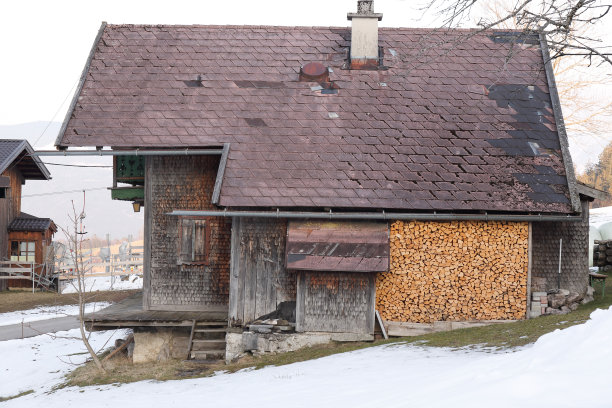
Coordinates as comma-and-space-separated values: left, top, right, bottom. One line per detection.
178, 218, 209, 265
10, 241, 35, 262
0, 188, 6, 198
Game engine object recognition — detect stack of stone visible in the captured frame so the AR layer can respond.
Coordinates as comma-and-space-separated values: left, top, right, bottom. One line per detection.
529, 286, 593, 317
593, 240, 612, 272
530, 292, 548, 318
247, 319, 295, 334
530, 288, 594, 318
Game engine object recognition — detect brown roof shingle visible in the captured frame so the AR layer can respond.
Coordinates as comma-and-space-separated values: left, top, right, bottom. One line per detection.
58, 25, 573, 214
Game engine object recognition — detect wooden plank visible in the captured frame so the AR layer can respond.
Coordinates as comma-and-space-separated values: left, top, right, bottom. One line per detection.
375, 310, 388, 339
367, 273, 376, 334
142, 156, 152, 311
228, 217, 242, 325
211, 143, 230, 205
103, 334, 134, 362
186, 320, 196, 359
243, 238, 257, 323
295, 271, 305, 332
255, 256, 268, 319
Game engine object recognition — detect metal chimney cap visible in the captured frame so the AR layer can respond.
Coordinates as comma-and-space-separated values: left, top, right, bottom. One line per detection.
347, 0, 383, 20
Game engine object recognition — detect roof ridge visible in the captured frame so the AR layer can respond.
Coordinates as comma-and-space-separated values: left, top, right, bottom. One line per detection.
104, 23, 524, 33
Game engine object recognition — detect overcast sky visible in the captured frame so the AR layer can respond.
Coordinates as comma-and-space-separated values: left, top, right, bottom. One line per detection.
0, 0, 610, 237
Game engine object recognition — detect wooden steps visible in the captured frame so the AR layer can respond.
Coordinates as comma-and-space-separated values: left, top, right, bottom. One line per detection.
187, 320, 227, 361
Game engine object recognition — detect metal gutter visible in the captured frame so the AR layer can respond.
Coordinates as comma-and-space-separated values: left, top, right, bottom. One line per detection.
31, 149, 224, 156
539, 32, 581, 214
55, 21, 108, 149
168, 209, 583, 222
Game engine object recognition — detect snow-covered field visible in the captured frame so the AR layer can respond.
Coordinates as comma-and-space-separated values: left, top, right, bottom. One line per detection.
2, 306, 612, 408
0, 302, 110, 327
60, 274, 142, 294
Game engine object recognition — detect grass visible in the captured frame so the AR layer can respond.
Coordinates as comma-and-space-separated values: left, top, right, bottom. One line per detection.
64, 278, 612, 387
0, 289, 139, 314
0, 390, 34, 402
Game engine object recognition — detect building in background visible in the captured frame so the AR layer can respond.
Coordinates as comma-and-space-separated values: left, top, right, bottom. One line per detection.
0, 140, 54, 290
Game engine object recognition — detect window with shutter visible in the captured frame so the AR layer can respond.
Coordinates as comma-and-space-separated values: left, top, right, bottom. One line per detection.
178, 217, 209, 265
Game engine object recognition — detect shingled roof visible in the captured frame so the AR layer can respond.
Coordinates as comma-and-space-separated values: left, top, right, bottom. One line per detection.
8, 212, 56, 232
57, 24, 578, 214
0, 140, 50, 180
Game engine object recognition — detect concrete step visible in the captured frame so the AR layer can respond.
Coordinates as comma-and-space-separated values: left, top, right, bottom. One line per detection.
190, 350, 224, 360
194, 328, 227, 333
194, 321, 227, 326
192, 339, 226, 349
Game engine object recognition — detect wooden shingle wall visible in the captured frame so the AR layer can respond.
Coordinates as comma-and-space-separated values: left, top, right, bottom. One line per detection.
531, 199, 590, 294
145, 156, 231, 311
296, 271, 375, 334
377, 220, 529, 323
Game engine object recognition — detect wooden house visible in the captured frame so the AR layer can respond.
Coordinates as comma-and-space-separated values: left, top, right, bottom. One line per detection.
0, 140, 54, 290
56, 1, 601, 361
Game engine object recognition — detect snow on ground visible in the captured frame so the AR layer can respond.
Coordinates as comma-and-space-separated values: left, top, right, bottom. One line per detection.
60, 274, 142, 294
591, 205, 612, 227
3, 307, 612, 408
0, 302, 111, 327
0, 328, 129, 400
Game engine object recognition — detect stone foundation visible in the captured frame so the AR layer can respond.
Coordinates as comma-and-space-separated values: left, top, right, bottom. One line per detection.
132, 327, 191, 363
225, 331, 373, 363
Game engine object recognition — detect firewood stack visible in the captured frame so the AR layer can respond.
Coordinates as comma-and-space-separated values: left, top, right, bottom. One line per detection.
593, 240, 612, 272
376, 220, 529, 323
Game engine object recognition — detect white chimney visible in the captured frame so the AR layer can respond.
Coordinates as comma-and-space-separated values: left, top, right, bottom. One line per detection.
347, 0, 383, 69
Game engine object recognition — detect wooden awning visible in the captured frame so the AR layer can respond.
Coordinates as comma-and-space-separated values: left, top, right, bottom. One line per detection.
286, 221, 389, 272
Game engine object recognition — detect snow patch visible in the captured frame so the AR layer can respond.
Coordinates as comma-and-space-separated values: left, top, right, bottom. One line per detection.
60, 275, 142, 294
0, 303, 111, 327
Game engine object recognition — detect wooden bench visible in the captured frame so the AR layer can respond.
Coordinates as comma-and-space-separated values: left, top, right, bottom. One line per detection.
589, 272, 607, 298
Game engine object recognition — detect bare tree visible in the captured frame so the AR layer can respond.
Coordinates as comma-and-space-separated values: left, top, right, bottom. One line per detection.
60, 195, 106, 374
423, 0, 612, 66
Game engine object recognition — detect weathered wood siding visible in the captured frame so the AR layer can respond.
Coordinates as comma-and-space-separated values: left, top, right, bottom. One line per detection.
0, 168, 24, 291
296, 271, 376, 334
229, 217, 295, 325
144, 156, 231, 312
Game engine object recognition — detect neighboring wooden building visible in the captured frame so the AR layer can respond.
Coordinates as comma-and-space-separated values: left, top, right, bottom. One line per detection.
0, 140, 53, 291
7, 213, 57, 288
57, 2, 603, 360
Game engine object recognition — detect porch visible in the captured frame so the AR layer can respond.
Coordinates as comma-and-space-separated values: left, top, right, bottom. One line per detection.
85, 292, 227, 331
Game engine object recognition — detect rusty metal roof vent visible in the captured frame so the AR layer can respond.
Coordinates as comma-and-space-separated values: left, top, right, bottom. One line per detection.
299, 62, 329, 82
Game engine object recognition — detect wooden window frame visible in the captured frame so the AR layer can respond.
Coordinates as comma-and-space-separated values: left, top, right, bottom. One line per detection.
10, 240, 36, 262
177, 216, 211, 266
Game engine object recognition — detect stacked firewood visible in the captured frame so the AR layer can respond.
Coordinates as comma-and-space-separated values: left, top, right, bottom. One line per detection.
593, 240, 612, 271
376, 220, 529, 323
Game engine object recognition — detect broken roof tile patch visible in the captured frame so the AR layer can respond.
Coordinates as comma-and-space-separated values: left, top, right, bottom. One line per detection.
60, 25, 571, 214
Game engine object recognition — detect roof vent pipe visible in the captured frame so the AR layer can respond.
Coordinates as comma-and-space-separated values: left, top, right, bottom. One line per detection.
347, 0, 383, 69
